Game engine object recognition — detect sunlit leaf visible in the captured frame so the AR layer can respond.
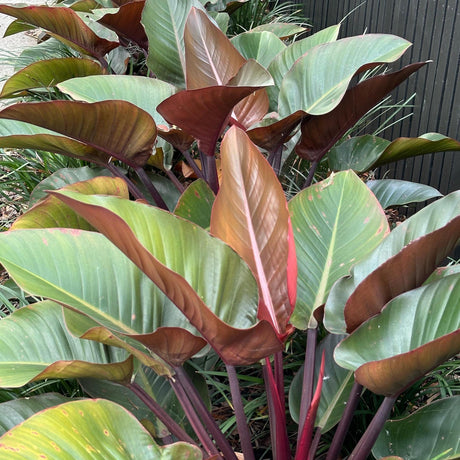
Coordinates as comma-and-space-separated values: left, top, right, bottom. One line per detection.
0, 58, 104, 98
211, 127, 295, 338
250, 22, 306, 39
12, 176, 128, 230
366, 179, 443, 209
0, 399, 203, 459
0, 5, 119, 58
335, 275, 460, 395
288, 171, 389, 329
0, 300, 132, 388
373, 397, 460, 459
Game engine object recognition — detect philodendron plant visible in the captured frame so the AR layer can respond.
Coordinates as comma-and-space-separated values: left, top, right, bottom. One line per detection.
0, 1, 459, 459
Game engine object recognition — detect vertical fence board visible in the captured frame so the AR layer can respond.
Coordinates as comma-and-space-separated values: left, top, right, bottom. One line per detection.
292, 0, 460, 194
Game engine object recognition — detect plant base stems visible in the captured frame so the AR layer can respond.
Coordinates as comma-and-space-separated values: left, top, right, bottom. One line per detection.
105, 163, 144, 200
269, 144, 284, 176
126, 382, 196, 446
182, 149, 204, 180
326, 382, 363, 460
165, 169, 185, 193
309, 428, 322, 460
202, 153, 219, 194
297, 327, 317, 447
349, 394, 398, 460
174, 366, 238, 460
303, 161, 318, 189
226, 364, 256, 460
169, 376, 219, 457
134, 166, 169, 210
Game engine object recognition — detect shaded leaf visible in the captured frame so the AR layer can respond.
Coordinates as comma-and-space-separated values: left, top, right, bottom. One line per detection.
3, 19, 36, 36
29, 166, 113, 205
231, 31, 285, 68
0, 399, 203, 459
0, 300, 132, 388
366, 179, 443, 209
185, 7, 245, 89
98, 0, 148, 49
174, 179, 215, 229
51, 191, 283, 364
142, 0, 207, 87
425, 264, 460, 284
0, 5, 119, 59
288, 171, 389, 329
12, 176, 128, 230
325, 191, 460, 334
279, 34, 411, 116
0, 58, 104, 98
0, 100, 157, 167
211, 127, 295, 338
335, 275, 460, 395
58, 75, 176, 127
373, 397, 460, 460
289, 334, 355, 433
295, 63, 426, 162
0, 394, 73, 436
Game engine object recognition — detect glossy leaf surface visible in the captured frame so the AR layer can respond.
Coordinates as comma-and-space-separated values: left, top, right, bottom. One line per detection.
231, 31, 285, 68
373, 397, 460, 460
325, 191, 460, 334
58, 75, 176, 126
142, 0, 206, 86
289, 334, 354, 433
0, 58, 103, 98
295, 63, 425, 162
0, 300, 131, 388
0, 394, 72, 436
12, 176, 128, 230
288, 171, 389, 329
278, 34, 411, 116
174, 179, 215, 228
185, 7, 245, 89
0, 100, 157, 167
366, 179, 443, 209
0, 5, 119, 58
211, 127, 295, 337
0, 399, 203, 459
52, 191, 282, 364
335, 275, 460, 395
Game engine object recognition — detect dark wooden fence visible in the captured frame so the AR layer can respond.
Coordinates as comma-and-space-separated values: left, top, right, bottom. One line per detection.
291, 0, 459, 194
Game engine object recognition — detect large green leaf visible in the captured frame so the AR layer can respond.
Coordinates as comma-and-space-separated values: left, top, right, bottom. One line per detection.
267, 24, 340, 110
334, 275, 460, 395
289, 333, 355, 433
58, 75, 177, 126
366, 179, 443, 209
12, 176, 128, 230
328, 133, 460, 173
278, 34, 411, 116
0, 5, 119, 59
0, 394, 73, 436
0, 399, 203, 459
174, 179, 215, 229
0, 229, 203, 370
373, 397, 460, 460
0, 100, 157, 167
211, 127, 295, 338
288, 171, 389, 329
0, 300, 132, 388
325, 191, 460, 334
50, 191, 283, 364
250, 22, 306, 39
0, 58, 104, 98
231, 31, 285, 68
185, 7, 245, 89
142, 0, 207, 87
